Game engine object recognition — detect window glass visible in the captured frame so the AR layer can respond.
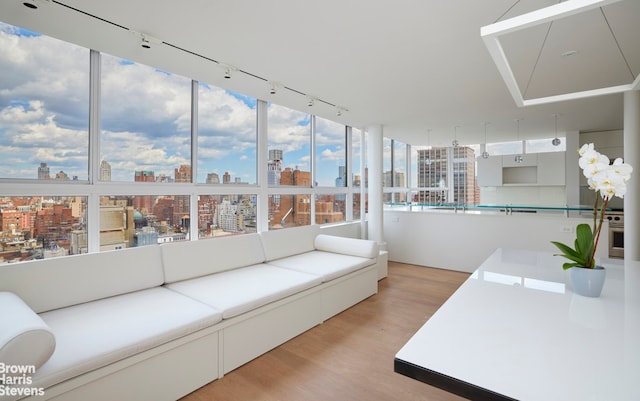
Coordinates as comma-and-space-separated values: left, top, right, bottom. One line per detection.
0, 23, 89, 180
410, 145, 428, 188
198, 84, 257, 184
315, 117, 346, 187
452, 146, 479, 205
315, 193, 345, 225
0, 196, 87, 262
352, 128, 362, 188
268, 194, 311, 229
486, 140, 522, 156
197, 194, 257, 238
382, 137, 392, 187
414, 147, 447, 204
526, 137, 566, 153
267, 104, 311, 186
99, 195, 190, 250
101, 53, 192, 182
352, 193, 362, 220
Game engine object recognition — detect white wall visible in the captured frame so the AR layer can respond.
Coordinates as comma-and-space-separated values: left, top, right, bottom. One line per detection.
319, 221, 361, 239
480, 186, 566, 206
384, 211, 609, 272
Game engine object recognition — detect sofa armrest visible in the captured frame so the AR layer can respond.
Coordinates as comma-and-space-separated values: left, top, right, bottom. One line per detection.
314, 234, 379, 259
0, 292, 56, 370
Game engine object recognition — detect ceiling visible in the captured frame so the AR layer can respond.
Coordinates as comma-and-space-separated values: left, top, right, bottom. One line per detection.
2, 0, 638, 146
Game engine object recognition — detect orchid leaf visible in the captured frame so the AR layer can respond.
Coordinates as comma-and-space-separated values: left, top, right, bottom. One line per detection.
574, 224, 594, 262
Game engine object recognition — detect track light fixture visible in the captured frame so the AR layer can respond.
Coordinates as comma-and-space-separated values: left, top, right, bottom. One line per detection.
219, 64, 237, 80
268, 81, 281, 95
140, 36, 151, 49
23, 0, 51, 9
130, 30, 161, 50
307, 98, 315, 107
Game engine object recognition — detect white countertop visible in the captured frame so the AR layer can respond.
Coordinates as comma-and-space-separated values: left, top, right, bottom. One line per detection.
395, 248, 640, 401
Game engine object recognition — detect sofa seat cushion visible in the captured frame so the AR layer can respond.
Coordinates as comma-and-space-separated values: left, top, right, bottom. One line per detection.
32, 287, 222, 390
166, 264, 323, 319
266, 251, 375, 282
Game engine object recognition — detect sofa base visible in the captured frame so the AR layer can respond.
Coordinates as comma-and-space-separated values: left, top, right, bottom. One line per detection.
27, 328, 220, 401
321, 264, 378, 321
221, 290, 323, 374
219, 264, 378, 375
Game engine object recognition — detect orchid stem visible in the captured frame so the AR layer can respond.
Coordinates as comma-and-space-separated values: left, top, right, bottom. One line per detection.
591, 196, 609, 268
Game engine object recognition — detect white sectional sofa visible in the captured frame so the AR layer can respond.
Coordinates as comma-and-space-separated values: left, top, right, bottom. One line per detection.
0, 225, 381, 401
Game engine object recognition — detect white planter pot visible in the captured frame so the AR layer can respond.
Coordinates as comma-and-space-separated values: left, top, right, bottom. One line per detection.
569, 266, 606, 297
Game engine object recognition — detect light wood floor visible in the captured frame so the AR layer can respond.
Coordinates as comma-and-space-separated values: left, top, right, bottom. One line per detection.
180, 262, 470, 401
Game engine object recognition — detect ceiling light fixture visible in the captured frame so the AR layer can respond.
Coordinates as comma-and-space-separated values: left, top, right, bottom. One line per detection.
452, 126, 459, 147
515, 118, 523, 163
336, 108, 343, 117
482, 122, 490, 159
307, 98, 315, 107
425, 129, 433, 165
269, 82, 278, 95
224, 68, 231, 79
552, 114, 561, 146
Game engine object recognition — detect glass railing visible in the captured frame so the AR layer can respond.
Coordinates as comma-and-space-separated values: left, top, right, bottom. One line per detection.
384, 202, 600, 217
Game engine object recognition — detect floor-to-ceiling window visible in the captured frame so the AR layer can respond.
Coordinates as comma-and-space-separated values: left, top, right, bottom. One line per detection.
0, 21, 362, 263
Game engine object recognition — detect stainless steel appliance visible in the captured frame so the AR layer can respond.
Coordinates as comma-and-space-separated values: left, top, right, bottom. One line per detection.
607, 211, 624, 259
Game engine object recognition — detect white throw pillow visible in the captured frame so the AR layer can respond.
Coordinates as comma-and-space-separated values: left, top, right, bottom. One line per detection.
0, 292, 56, 370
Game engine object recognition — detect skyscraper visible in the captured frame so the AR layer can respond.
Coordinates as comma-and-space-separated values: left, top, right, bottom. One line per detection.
100, 160, 112, 181
416, 146, 478, 205
173, 165, 191, 228
267, 149, 283, 186
38, 162, 50, 180
133, 171, 155, 213
206, 172, 220, 184
223, 172, 231, 184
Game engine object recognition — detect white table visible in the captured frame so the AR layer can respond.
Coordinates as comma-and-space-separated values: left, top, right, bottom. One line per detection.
395, 248, 640, 401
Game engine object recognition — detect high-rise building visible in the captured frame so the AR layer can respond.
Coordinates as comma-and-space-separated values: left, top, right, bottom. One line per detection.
206, 172, 220, 184
133, 171, 155, 213
383, 170, 406, 203
38, 162, 50, 180
174, 164, 191, 183
335, 165, 346, 187
173, 165, 191, 228
100, 160, 112, 181
267, 149, 283, 186
216, 199, 242, 232
55, 170, 70, 180
223, 171, 231, 184
416, 146, 478, 205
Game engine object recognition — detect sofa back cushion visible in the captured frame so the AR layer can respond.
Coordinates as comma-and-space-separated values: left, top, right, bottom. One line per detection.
259, 225, 321, 262
161, 233, 266, 283
0, 246, 164, 313
314, 234, 379, 259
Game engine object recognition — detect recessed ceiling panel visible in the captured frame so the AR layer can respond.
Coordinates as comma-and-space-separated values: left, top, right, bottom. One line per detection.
524, 7, 633, 99
482, 0, 639, 106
